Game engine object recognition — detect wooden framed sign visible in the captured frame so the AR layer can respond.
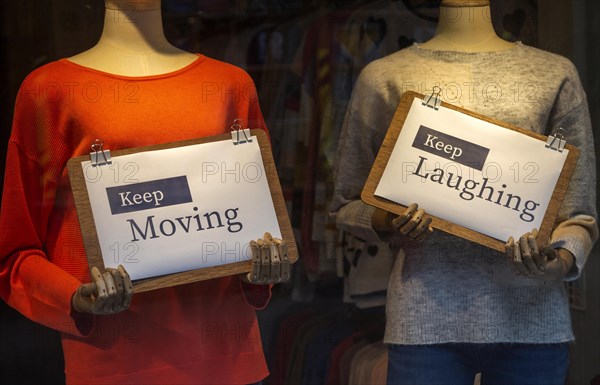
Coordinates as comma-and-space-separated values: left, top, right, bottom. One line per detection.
362, 91, 579, 252
68, 128, 298, 292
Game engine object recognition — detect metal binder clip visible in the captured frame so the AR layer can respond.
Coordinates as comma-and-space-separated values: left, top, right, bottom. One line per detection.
422, 86, 442, 110
231, 119, 253, 145
90, 139, 112, 166
545, 127, 567, 153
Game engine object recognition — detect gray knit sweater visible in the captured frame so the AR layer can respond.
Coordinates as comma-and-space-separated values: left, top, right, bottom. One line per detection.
331, 42, 598, 344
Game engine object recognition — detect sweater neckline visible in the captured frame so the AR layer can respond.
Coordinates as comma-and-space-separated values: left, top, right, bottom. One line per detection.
409, 41, 523, 61
59, 53, 207, 80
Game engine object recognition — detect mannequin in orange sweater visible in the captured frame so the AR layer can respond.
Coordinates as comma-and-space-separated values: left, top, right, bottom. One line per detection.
0, 0, 287, 383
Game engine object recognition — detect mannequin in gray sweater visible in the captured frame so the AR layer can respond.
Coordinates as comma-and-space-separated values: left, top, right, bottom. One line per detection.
331, 0, 597, 384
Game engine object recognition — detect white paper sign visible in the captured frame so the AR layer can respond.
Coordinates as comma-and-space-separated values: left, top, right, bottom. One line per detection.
82, 137, 281, 280
375, 99, 568, 242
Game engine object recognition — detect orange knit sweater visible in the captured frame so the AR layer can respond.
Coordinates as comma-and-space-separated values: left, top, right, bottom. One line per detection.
0, 55, 271, 385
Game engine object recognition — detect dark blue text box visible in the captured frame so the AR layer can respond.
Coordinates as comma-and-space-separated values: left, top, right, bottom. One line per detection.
107, 176, 193, 215
411, 125, 490, 171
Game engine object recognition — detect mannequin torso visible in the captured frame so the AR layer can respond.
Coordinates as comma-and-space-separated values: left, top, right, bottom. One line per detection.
68, 0, 198, 76
419, 0, 514, 52
1, 1, 280, 383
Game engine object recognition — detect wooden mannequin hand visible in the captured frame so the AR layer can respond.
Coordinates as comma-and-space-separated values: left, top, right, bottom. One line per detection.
241, 232, 291, 285
505, 229, 574, 282
372, 204, 433, 243
72, 265, 134, 314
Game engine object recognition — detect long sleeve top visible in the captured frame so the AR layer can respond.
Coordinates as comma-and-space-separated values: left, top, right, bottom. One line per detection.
331, 42, 598, 344
0, 55, 272, 384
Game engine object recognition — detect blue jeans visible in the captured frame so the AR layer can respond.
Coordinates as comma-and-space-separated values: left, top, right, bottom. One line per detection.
387, 343, 569, 385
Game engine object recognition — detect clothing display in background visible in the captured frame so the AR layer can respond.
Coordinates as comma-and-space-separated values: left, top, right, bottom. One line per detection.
338, 232, 397, 308
331, 42, 598, 345
0, 56, 271, 385
256, 299, 386, 385
294, 2, 436, 281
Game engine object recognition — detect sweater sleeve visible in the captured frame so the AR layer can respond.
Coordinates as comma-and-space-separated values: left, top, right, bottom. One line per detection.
547, 64, 598, 280
329, 63, 397, 243
0, 88, 91, 337
237, 70, 273, 308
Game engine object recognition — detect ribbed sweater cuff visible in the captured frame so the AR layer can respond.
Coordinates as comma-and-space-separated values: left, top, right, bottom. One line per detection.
336, 200, 383, 243
550, 215, 598, 281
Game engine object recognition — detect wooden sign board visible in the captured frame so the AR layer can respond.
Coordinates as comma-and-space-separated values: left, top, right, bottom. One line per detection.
362, 91, 579, 252
68, 129, 297, 292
